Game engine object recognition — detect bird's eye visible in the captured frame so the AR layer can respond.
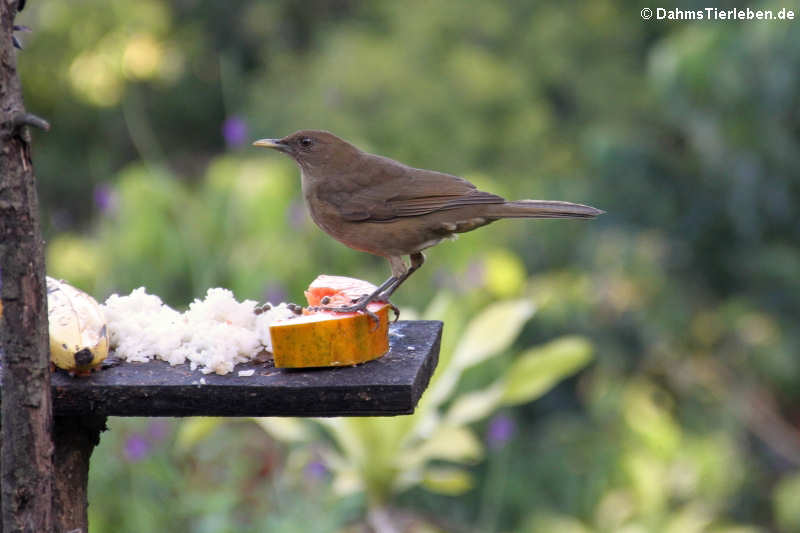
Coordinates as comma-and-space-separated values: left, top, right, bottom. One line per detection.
299, 137, 314, 148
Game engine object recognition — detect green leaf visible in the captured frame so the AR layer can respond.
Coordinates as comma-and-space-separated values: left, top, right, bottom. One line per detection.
400, 425, 483, 467
521, 512, 591, 533
331, 468, 363, 496
422, 291, 455, 322
415, 292, 465, 413
175, 417, 224, 451
315, 418, 368, 466
251, 417, 311, 443
316, 416, 420, 501
420, 466, 474, 495
452, 299, 535, 370
624, 450, 668, 516
774, 473, 800, 532
663, 503, 713, 533
706, 525, 768, 533
444, 382, 504, 426
483, 248, 526, 298
425, 299, 535, 411
501, 336, 593, 406
623, 381, 681, 457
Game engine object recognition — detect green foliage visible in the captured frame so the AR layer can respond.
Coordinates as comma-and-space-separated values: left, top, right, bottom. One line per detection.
494, 370, 766, 533
250, 295, 593, 514
15, 0, 800, 530
774, 474, 800, 533
88, 418, 357, 533
500, 337, 593, 405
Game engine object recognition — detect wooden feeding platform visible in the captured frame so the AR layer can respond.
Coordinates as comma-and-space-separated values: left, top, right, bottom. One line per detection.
47, 320, 442, 417
0, 320, 442, 531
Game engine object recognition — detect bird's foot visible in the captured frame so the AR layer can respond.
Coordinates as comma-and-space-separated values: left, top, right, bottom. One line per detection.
388, 303, 400, 322
372, 291, 400, 322
308, 294, 384, 330
346, 294, 400, 324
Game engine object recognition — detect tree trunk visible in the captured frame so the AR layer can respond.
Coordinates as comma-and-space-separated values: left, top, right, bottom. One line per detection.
52, 416, 106, 533
0, 1, 54, 531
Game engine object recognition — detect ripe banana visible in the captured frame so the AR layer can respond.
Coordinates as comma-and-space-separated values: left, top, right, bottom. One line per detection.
47, 277, 108, 374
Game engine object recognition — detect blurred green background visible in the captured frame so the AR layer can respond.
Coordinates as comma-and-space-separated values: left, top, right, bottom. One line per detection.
14, 0, 800, 531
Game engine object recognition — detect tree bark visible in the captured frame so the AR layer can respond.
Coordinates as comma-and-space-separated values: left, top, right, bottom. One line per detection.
0, 1, 54, 532
52, 416, 106, 533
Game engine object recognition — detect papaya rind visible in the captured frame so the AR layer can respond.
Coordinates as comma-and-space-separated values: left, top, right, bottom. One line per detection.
269, 303, 390, 368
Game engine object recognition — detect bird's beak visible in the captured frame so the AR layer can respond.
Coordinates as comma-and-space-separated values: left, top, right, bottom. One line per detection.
252, 138, 291, 153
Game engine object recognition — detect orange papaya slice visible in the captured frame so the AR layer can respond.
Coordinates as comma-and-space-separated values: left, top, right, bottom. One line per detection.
304, 274, 380, 307
270, 276, 390, 368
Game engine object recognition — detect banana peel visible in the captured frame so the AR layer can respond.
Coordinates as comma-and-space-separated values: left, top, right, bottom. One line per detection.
47, 277, 108, 376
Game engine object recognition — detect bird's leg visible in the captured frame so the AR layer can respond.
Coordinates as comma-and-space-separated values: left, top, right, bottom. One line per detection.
376, 252, 425, 301
356, 275, 399, 303
308, 254, 425, 327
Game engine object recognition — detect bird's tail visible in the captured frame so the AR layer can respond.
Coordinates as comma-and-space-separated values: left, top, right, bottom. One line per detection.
486, 200, 604, 219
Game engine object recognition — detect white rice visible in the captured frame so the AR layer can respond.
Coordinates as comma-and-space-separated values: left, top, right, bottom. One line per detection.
101, 287, 296, 375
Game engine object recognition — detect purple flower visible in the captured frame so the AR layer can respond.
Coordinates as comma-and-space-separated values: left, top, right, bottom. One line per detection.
222, 116, 248, 147
486, 414, 516, 450
304, 459, 328, 481
262, 283, 289, 305
124, 434, 150, 462
93, 183, 118, 214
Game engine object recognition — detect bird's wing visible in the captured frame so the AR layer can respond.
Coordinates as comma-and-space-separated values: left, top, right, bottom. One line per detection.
324, 155, 505, 222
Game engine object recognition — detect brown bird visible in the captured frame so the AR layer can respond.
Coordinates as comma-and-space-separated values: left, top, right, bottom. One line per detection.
253, 130, 602, 315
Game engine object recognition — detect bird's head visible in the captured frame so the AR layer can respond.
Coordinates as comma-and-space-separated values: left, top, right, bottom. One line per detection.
253, 130, 360, 172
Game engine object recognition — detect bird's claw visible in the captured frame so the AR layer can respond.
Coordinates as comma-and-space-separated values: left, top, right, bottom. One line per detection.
308, 295, 384, 331
365, 308, 380, 330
